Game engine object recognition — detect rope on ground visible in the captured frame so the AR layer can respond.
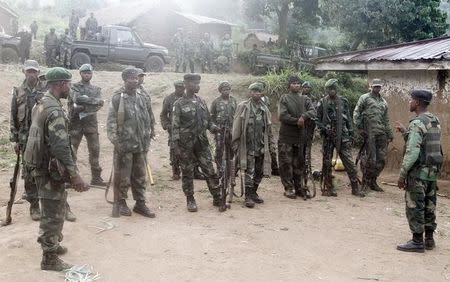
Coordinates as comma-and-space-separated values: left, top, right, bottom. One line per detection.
64, 264, 100, 282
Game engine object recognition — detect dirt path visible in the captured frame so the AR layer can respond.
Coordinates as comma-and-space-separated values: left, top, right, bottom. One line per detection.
0, 68, 449, 281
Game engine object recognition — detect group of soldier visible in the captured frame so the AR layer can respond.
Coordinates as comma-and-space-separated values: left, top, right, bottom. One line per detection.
8, 57, 443, 271
172, 28, 234, 74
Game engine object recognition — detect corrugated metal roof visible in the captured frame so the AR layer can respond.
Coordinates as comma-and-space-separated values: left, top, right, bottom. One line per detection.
174, 12, 234, 26
316, 36, 450, 64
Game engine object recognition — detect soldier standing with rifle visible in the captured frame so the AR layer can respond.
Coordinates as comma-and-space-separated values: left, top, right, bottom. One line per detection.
302, 81, 317, 187
353, 79, 393, 193
172, 74, 221, 212
278, 75, 316, 199
68, 64, 106, 187
316, 79, 364, 197
23, 67, 89, 271
395, 90, 443, 253
160, 80, 184, 180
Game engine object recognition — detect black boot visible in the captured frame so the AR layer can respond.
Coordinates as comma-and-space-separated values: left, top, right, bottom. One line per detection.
397, 233, 425, 253
245, 187, 255, 208
370, 178, 384, 192
425, 230, 435, 250
284, 188, 297, 199
118, 199, 132, 216
351, 180, 365, 198
41, 253, 72, 271
212, 195, 221, 207
91, 175, 107, 187
252, 184, 264, 204
187, 195, 198, 212
133, 200, 156, 218
56, 245, 68, 255
30, 200, 41, 221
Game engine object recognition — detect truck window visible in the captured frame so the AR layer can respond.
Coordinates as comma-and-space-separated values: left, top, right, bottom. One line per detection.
116, 30, 139, 46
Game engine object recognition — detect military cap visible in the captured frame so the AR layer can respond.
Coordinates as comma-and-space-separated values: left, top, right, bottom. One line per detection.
136, 68, 146, 76
79, 63, 93, 72
45, 67, 72, 82
38, 73, 46, 81
121, 67, 139, 80
218, 81, 231, 91
173, 80, 184, 87
183, 73, 201, 81
288, 75, 301, 85
302, 81, 312, 88
248, 82, 264, 92
23, 60, 40, 71
371, 78, 383, 87
325, 79, 338, 88
411, 89, 432, 103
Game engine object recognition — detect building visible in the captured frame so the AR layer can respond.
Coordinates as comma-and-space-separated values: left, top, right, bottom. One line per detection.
315, 36, 450, 177
0, 1, 18, 35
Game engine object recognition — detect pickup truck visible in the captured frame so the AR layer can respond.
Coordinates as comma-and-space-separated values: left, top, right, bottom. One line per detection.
70, 25, 170, 72
0, 33, 20, 64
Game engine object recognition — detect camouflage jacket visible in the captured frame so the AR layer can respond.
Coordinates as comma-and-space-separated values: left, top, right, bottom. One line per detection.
10, 80, 46, 145
68, 81, 102, 132
278, 92, 316, 145
184, 40, 196, 57
316, 95, 353, 142
107, 90, 152, 153
138, 85, 156, 130
85, 17, 98, 33
44, 33, 58, 48
200, 40, 214, 56
160, 92, 183, 131
171, 33, 184, 55
353, 92, 393, 139
221, 39, 233, 56
210, 95, 237, 129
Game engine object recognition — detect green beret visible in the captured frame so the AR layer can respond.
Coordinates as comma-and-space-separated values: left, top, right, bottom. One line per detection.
136, 68, 146, 76
325, 79, 338, 89
79, 64, 93, 72
173, 80, 184, 87
121, 67, 139, 80
302, 81, 312, 88
184, 73, 201, 82
218, 81, 231, 91
248, 82, 264, 92
45, 67, 72, 82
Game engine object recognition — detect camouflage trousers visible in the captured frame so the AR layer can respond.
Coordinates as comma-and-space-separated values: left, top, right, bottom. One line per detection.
360, 133, 388, 185
71, 128, 102, 179
405, 177, 437, 234
21, 149, 38, 203
322, 139, 358, 188
179, 139, 219, 197
244, 154, 264, 191
34, 175, 67, 254
278, 143, 304, 192
114, 151, 147, 202
174, 51, 183, 72
45, 46, 58, 67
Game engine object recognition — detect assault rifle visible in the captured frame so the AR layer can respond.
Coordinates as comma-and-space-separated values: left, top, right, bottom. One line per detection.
1, 151, 20, 226
218, 120, 235, 212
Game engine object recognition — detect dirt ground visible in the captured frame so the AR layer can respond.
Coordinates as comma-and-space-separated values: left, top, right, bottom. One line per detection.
0, 67, 449, 281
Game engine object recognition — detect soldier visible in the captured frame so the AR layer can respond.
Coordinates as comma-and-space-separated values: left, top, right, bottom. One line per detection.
160, 80, 184, 180
171, 28, 184, 73
232, 82, 274, 208
261, 95, 279, 176
69, 9, 79, 40
17, 27, 33, 63
10, 60, 46, 220
136, 68, 156, 140
199, 32, 214, 73
210, 81, 237, 176
44, 28, 58, 67
59, 28, 73, 68
30, 20, 38, 39
249, 44, 261, 74
23, 67, 89, 271
183, 31, 196, 73
316, 79, 364, 197
302, 81, 317, 189
221, 33, 233, 67
278, 75, 316, 199
85, 13, 98, 40
353, 79, 393, 193
172, 74, 220, 212
106, 67, 155, 218
395, 90, 443, 253
68, 64, 106, 186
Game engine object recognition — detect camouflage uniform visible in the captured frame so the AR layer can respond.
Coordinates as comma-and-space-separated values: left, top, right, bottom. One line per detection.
85, 15, 98, 40
69, 11, 79, 40
183, 37, 196, 73
171, 30, 184, 72
30, 21, 38, 39
17, 30, 32, 63
302, 81, 317, 181
59, 31, 73, 68
199, 35, 214, 73
277, 86, 316, 198
44, 30, 58, 67
221, 37, 233, 64
354, 82, 393, 192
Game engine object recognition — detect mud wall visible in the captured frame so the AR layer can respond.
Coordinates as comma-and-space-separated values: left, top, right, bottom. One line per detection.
368, 70, 450, 178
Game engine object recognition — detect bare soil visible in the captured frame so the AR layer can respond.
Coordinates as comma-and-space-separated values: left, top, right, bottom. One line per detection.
0, 67, 449, 281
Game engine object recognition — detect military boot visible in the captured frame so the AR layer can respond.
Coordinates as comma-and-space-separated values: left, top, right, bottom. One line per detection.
30, 200, 41, 221
172, 166, 181, 180
118, 199, 132, 216
194, 167, 206, 180
284, 188, 297, 199
322, 186, 337, 197
212, 195, 221, 207
252, 184, 264, 204
56, 245, 68, 255
425, 230, 435, 250
351, 181, 365, 198
397, 233, 425, 253
370, 178, 384, 192
186, 195, 198, 212
91, 175, 107, 187
41, 253, 72, 271
65, 203, 76, 222
133, 200, 156, 218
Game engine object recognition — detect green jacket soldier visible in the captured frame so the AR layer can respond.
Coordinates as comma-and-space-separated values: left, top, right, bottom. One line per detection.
199, 32, 214, 73
69, 9, 79, 39
210, 81, 237, 176
171, 28, 184, 72
302, 81, 317, 182
396, 90, 443, 253
59, 29, 73, 68
10, 60, 46, 220
172, 74, 220, 212
232, 82, 274, 208
30, 20, 38, 39
17, 29, 32, 63
316, 79, 364, 197
85, 13, 98, 40
23, 67, 89, 271
278, 75, 316, 199
183, 31, 196, 73
106, 67, 155, 218
160, 80, 184, 180
68, 64, 106, 186
354, 79, 393, 192
221, 33, 233, 65
44, 28, 58, 67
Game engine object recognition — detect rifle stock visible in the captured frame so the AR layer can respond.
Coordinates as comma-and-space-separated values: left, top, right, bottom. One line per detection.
1, 152, 20, 226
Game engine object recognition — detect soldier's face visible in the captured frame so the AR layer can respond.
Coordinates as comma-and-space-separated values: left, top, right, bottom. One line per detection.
175, 85, 185, 94
250, 90, 262, 101
60, 81, 72, 99
328, 88, 337, 97
185, 80, 200, 94
372, 86, 381, 94
138, 75, 145, 85
303, 86, 311, 95
24, 69, 39, 85
220, 87, 231, 97
124, 76, 139, 91
290, 82, 301, 93
80, 71, 92, 82
409, 98, 419, 112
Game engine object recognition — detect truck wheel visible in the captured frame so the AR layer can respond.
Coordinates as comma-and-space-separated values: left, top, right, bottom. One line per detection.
1, 47, 19, 64
144, 56, 164, 72
71, 52, 91, 69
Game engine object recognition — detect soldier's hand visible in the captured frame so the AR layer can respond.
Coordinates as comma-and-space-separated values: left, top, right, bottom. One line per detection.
70, 174, 89, 192
397, 176, 406, 190
395, 121, 407, 134
14, 143, 21, 154
297, 116, 305, 128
